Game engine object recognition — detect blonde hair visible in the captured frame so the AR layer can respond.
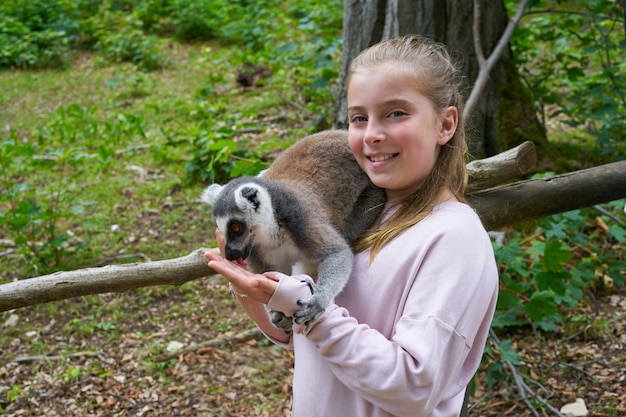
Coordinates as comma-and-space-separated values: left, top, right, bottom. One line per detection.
349, 35, 468, 261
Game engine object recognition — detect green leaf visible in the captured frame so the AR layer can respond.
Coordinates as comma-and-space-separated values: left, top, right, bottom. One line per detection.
608, 224, 626, 243
596, 103, 620, 119
491, 313, 527, 329
543, 239, 571, 272
525, 291, 558, 322
566, 66, 585, 81
495, 236, 528, 277
556, 284, 583, 307
496, 339, 521, 365
485, 361, 505, 390
535, 316, 560, 332
496, 290, 522, 310
609, 266, 625, 287
544, 223, 568, 239
8, 183, 30, 197
535, 271, 569, 295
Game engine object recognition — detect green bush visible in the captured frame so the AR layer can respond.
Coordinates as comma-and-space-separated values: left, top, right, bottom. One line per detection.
0, 0, 101, 68
0, 15, 70, 69
0, 0, 343, 73
0, 136, 88, 275
510, 0, 626, 161
493, 198, 625, 333
93, 10, 168, 71
166, 0, 229, 40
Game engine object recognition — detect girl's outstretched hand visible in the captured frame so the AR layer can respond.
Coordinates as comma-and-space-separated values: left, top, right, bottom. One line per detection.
205, 229, 278, 304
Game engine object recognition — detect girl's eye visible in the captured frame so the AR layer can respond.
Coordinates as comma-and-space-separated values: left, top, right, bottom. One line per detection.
350, 115, 367, 123
389, 110, 406, 118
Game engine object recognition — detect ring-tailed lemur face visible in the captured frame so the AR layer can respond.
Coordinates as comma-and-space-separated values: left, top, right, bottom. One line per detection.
201, 179, 277, 263
215, 216, 251, 262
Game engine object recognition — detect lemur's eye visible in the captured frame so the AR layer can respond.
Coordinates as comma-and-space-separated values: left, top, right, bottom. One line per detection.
230, 223, 242, 234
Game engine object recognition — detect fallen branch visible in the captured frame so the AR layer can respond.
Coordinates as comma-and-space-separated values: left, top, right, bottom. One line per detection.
14, 350, 106, 364
0, 248, 218, 312
467, 141, 536, 191
467, 160, 626, 230
152, 328, 263, 362
489, 329, 566, 417
0, 248, 17, 258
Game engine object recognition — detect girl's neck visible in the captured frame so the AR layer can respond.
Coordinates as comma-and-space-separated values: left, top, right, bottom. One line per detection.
386, 187, 458, 206
436, 188, 458, 204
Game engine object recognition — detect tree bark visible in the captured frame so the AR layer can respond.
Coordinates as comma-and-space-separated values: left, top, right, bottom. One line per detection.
466, 141, 536, 191
334, 0, 383, 129
0, 248, 217, 312
467, 160, 626, 230
334, 0, 546, 158
2, 156, 625, 313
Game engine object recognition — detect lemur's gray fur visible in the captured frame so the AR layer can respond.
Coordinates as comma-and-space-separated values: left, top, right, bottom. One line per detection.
201, 130, 386, 330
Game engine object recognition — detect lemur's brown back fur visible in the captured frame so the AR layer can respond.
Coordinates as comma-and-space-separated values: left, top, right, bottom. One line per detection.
263, 130, 380, 234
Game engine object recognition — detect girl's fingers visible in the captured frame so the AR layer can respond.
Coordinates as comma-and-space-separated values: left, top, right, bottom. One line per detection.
205, 250, 275, 303
206, 251, 250, 280
206, 230, 278, 301
249, 275, 279, 295
215, 229, 225, 255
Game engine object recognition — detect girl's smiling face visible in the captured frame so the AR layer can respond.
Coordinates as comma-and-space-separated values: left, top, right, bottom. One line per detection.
347, 69, 458, 201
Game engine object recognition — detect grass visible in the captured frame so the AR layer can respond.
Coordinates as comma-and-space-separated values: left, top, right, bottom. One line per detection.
0, 40, 317, 280
1, 43, 211, 131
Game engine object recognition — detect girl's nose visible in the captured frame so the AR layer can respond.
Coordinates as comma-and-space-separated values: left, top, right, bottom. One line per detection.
363, 121, 385, 145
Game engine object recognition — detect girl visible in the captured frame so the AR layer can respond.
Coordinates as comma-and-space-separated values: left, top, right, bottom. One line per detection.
206, 35, 498, 417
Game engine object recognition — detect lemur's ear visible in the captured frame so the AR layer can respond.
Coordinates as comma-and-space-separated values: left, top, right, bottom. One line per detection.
200, 184, 223, 206
239, 186, 260, 211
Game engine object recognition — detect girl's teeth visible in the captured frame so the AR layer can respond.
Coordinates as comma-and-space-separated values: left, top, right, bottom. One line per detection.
370, 154, 394, 162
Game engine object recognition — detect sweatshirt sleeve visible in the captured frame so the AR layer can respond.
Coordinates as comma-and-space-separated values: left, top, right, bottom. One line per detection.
255, 271, 314, 348
266, 272, 314, 317
292, 213, 499, 417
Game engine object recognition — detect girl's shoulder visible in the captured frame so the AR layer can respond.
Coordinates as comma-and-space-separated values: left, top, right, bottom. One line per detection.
414, 201, 487, 241
433, 200, 475, 213
431, 201, 482, 225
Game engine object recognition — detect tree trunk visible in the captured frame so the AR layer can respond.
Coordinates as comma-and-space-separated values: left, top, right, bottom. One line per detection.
334, 0, 384, 129
334, 0, 546, 158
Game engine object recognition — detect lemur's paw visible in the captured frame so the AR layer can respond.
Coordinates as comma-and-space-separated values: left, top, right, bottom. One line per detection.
270, 310, 292, 332
299, 275, 315, 290
294, 291, 327, 326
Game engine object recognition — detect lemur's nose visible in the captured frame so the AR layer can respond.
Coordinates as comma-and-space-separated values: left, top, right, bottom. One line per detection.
225, 248, 240, 261
225, 247, 247, 261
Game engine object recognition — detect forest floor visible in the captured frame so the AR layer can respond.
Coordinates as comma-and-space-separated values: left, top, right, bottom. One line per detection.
1, 200, 625, 417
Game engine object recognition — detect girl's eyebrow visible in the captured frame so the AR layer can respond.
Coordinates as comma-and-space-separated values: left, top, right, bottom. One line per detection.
347, 105, 365, 113
381, 98, 413, 108
348, 98, 413, 113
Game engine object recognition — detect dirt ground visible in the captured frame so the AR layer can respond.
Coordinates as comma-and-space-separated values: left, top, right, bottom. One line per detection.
1, 208, 625, 417
2, 281, 625, 417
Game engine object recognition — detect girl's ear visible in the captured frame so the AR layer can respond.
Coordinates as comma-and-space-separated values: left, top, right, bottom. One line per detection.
437, 106, 458, 145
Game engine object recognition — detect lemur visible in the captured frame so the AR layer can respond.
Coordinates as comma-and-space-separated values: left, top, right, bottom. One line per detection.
201, 130, 386, 330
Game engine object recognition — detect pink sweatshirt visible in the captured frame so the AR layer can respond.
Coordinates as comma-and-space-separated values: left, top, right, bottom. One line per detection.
264, 202, 499, 417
